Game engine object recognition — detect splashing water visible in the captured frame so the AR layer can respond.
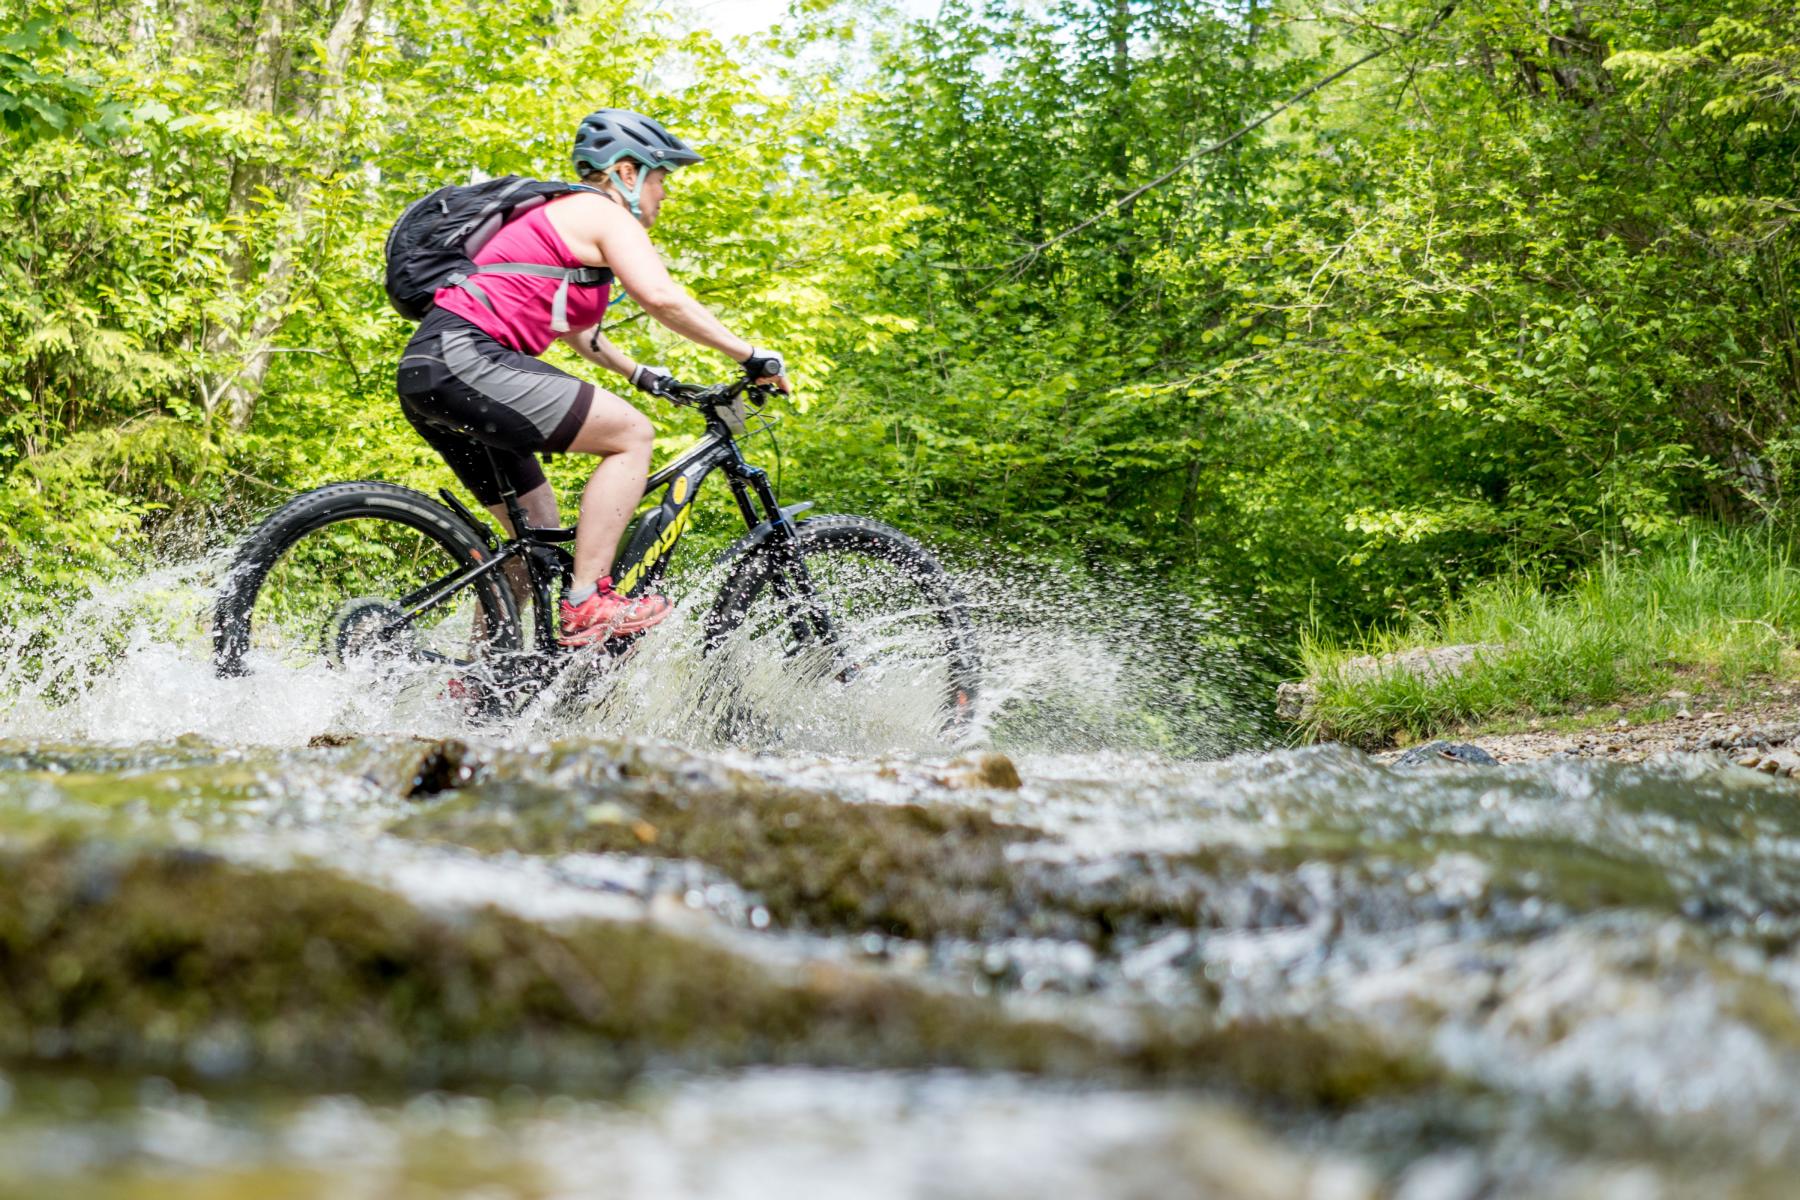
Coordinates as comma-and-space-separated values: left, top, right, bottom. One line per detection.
0, 547, 1268, 754
17, 547, 1800, 1196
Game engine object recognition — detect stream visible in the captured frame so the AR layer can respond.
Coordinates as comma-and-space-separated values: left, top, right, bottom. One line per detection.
2, 562, 1798, 1198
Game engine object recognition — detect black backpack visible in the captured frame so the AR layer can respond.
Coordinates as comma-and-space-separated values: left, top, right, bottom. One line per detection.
383, 176, 613, 330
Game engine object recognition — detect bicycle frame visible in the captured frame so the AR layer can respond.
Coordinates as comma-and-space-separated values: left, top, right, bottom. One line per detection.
379, 399, 826, 654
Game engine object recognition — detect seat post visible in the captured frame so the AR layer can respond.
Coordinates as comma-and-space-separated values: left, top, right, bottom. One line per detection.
485, 446, 531, 536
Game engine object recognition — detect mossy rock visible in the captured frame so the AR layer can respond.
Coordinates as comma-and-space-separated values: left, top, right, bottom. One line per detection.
0, 837, 1102, 1085
0, 837, 1442, 1108
394, 770, 1039, 941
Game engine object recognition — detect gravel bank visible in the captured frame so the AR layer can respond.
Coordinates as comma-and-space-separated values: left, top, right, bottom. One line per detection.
1379, 684, 1800, 772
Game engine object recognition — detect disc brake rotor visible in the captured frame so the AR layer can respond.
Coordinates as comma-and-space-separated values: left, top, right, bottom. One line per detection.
323, 597, 420, 668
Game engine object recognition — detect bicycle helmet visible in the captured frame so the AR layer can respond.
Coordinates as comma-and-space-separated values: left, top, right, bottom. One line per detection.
572, 108, 703, 219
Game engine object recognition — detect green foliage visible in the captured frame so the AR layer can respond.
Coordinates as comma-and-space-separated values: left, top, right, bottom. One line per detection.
1300, 526, 1800, 747
1171, 1, 1800, 625
3, 0, 1799, 682
804, 0, 1304, 571
813, 0, 1800, 636
0, 14, 128, 140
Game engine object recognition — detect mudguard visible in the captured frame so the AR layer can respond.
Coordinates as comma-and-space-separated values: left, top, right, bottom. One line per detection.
712, 502, 815, 572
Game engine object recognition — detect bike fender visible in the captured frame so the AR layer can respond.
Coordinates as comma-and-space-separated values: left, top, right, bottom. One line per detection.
713, 502, 815, 569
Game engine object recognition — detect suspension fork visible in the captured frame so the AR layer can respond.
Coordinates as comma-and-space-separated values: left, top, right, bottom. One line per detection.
524, 542, 571, 649
727, 457, 834, 645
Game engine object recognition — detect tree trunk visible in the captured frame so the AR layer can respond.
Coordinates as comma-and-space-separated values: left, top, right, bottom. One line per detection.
1108, 0, 1132, 192
216, 0, 372, 431
314, 0, 374, 122
1106, 0, 1136, 305
227, 0, 295, 223
202, 0, 295, 424
170, 0, 201, 61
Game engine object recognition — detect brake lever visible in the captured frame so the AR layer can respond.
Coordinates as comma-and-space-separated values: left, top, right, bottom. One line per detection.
656, 378, 696, 406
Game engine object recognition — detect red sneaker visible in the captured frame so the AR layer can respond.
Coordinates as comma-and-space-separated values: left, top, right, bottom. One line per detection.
559, 583, 672, 646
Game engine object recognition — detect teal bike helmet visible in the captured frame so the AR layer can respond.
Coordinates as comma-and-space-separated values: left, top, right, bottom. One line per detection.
572, 109, 703, 219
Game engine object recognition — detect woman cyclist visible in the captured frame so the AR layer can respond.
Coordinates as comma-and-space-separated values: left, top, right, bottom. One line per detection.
395, 108, 790, 646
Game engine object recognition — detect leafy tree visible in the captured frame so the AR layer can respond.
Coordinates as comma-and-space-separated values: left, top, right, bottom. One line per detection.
0, 0, 921, 595
5, 0, 1799, 666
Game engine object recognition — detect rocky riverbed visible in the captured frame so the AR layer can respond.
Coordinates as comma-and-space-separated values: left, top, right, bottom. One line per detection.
6, 730, 1800, 1198
7, 567, 1800, 1198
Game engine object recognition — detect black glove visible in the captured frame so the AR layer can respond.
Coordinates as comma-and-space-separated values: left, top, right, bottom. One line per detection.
740, 347, 785, 381
629, 363, 674, 396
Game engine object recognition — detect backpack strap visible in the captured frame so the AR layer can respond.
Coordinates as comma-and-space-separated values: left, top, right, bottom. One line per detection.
444, 176, 534, 246
446, 263, 614, 332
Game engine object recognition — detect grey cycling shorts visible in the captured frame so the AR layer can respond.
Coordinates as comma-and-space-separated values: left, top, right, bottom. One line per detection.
396, 308, 594, 503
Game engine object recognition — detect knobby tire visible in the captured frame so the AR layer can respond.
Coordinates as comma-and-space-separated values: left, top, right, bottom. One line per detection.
213, 481, 521, 678
705, 514, 980, 738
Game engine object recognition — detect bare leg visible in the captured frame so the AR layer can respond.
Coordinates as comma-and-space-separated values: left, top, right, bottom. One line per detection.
484, 481, 561, 537
561, 389, 656, 587
481, 482, 560, 606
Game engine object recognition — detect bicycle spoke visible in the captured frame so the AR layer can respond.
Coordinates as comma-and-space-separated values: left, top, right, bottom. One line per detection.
709, 517, 979, 744
242, 514, 506, 672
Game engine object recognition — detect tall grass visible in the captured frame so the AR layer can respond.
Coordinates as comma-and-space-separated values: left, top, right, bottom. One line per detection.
1299, 528, 1800, 746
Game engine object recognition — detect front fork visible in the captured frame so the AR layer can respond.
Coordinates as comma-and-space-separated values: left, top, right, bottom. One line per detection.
728, 461, 837, 652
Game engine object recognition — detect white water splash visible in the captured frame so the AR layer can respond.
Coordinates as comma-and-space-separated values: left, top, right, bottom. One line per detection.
0, 546, 1264, 755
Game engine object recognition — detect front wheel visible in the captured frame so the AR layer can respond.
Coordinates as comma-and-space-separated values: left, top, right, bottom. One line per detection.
704, 515, 979, 742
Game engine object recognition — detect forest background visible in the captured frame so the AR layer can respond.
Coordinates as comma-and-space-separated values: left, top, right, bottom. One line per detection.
1, 0, 1796, 698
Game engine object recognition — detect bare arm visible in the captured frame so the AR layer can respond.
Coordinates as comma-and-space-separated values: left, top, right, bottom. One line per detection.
549, 193, 789, 391
595, 213, 753, 361
561, 326, 637, 379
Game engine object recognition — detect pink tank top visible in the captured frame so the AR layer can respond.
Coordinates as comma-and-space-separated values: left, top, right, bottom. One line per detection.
432, 196, 612, 355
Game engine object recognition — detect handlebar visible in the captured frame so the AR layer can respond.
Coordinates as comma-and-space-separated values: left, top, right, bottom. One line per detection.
656, 377, 779, 411
653, 376, 780, 439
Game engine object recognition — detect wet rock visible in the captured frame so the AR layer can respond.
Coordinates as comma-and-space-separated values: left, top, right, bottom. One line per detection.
0, 838, 1077, 1085
406, 739, 473, 798
940, 752, 1023, 791
1392, 742, 1499, 769
0, 838, 1442, 1106
1274, 682, 1315, 721
395, 775, 1038, 940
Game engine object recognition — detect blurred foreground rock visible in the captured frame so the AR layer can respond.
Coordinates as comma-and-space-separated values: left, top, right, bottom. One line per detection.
0, 837, 1438, 1106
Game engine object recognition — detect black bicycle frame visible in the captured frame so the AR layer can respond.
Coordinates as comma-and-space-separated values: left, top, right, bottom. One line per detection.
380, 406, 827, 652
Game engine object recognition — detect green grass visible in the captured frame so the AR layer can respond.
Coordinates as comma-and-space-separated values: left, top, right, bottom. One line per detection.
1299, 527, 1800, 747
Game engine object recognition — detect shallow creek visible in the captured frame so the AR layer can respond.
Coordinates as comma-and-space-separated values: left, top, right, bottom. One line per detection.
3, 582, 1800, 1197
5, 733, 1800, 1198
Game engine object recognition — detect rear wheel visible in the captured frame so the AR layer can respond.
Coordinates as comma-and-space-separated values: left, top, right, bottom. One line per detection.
213, 482, 521, 679
705, 515, 979, 743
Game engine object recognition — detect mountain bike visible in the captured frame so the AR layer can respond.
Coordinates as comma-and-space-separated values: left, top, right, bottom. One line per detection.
212, 379, 980, 737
